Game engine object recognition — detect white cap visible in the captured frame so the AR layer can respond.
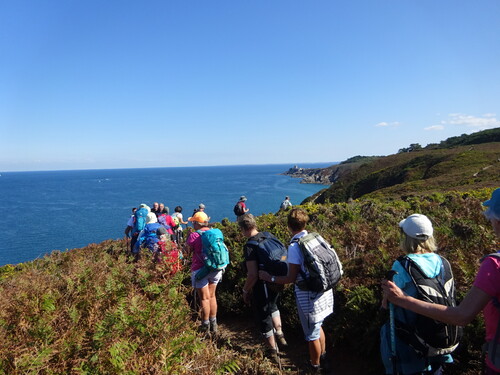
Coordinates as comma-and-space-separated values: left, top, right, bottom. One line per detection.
146, 212, 157, 224
399, 214, 433, 240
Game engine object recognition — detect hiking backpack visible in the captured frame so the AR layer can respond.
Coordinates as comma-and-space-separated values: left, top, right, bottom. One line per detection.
132, 207, 149, 235
233, 202, 244, 216
280, 200, 291, 211
141, 223, 161, 251
247, 232, 288, 276
395, 255, 462, 357
481, 252, 500, 371
171, 213, 181, 229
157, 215, 172, 231
195, 228, 230, 280
294, 232, 343, 292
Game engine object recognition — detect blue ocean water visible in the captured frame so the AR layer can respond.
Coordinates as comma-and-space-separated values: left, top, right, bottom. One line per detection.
0, 164, 330, 266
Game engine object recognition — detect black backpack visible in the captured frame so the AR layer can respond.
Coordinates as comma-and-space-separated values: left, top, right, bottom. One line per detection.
247, 232, 288, 276
233, 202, 244, 216
395, 255, 462, 357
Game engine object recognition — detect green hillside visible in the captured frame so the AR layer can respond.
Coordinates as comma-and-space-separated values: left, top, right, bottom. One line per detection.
305, 128, 500, 204
1, 189, 498, 374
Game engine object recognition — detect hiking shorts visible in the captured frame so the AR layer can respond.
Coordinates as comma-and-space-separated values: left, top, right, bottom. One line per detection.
191, 269, 223, 289
298, 312, 323, 342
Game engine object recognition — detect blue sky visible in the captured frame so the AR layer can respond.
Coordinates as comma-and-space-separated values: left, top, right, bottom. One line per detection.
1, 0, 499, 172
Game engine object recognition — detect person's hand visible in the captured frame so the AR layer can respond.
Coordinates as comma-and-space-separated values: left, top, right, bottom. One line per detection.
381, 294, 388, 310
381, 279, 406, 305
243, 289, 252, 305
259, 270, 271, 282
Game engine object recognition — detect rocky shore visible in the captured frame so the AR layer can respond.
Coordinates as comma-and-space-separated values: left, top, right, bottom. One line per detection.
281, 164, 355, 185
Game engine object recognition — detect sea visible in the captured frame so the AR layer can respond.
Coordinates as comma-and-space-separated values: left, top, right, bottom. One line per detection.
0, 163, 331, 266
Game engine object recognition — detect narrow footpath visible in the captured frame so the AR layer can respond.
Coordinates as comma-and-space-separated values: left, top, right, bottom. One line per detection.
216, 314, 367, 374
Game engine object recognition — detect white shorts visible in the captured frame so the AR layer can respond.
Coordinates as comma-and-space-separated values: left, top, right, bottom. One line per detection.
191, 269, 223, 289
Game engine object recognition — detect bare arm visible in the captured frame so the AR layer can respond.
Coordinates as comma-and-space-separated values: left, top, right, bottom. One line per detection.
243, 260, 258, 292
382, 280, 491, 326
259, 263, 301, 285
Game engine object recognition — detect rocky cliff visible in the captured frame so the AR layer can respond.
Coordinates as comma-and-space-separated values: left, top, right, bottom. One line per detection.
282, 160, 371, 185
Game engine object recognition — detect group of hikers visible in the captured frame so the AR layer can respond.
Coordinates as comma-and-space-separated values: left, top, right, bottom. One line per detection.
123, 189, 500, 375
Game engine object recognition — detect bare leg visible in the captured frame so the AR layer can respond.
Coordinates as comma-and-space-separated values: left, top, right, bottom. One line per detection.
208, 282, 218, 319
271, 313, 283, 333
197, 285, 211, 321
308, 327, 326, 366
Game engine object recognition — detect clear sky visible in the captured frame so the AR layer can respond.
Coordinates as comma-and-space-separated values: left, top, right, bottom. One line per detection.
1, 0, 499, 172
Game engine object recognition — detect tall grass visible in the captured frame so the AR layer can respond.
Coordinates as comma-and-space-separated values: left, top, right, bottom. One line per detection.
0, 241, 277, 374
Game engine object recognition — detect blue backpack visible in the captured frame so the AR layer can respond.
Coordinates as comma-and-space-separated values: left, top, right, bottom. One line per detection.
134, 223, 161, 252
133, 207, 149, 235
247, 232, 288, 276
195, 228, 230, 280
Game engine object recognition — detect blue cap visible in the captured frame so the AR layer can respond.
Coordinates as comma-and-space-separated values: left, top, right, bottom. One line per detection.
483, 188, 500, 216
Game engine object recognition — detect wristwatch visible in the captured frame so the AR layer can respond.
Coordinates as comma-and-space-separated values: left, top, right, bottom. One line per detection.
271, 276, 276, 283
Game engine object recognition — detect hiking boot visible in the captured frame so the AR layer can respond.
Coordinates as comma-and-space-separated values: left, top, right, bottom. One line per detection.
198, 323, 210, 334
265, 348, 280, 365
275, 332, 288, 347
210, 321, 218, 334
320, 352, 330, 372
305, 363, 321, 374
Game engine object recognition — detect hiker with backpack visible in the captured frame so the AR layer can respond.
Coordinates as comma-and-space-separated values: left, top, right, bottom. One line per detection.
129, 204, 150, 254
172, 206, 188, 243
154, 226, 182, 274
234, 196, 249, 218
279, 196, 292, 211
157, 207, 176, 240
380, 214, 458, 374
382, 189, 500, 375
185, 211, 229, 335
133, 212, 162, 261
259, 208, 341, 373
124, 207, 137, 238
238, 213, 288, 364
192, 203, 206, 217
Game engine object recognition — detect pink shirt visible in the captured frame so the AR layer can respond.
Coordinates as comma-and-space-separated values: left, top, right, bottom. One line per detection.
186, 228, 209, 271
473, 254, 500, 342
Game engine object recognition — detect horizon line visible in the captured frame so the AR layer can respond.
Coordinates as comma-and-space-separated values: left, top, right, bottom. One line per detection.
0, 161, 339, 174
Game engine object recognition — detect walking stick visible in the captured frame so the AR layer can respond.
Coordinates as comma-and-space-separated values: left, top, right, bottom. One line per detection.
386, 270, 399, 375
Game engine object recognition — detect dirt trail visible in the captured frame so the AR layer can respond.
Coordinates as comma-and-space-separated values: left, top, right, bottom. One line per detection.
217, 314, 367, 374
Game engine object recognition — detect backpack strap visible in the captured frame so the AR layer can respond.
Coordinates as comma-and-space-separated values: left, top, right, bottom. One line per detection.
397, 254, 453, 304
480, 252, 500, 263
289, 237, 308, 284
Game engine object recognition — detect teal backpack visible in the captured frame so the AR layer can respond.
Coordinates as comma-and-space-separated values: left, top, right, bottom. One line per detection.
195, 228, 230, 280
132, 207, 149, 235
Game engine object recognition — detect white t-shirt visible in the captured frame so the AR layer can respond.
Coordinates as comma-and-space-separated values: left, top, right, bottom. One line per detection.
126, 216, 134, 227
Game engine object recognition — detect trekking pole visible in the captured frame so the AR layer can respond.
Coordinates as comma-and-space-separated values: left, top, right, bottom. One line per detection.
386, 270, 398, 375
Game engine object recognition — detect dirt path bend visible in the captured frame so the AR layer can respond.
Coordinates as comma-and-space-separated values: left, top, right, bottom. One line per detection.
216, 315, 367, 375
